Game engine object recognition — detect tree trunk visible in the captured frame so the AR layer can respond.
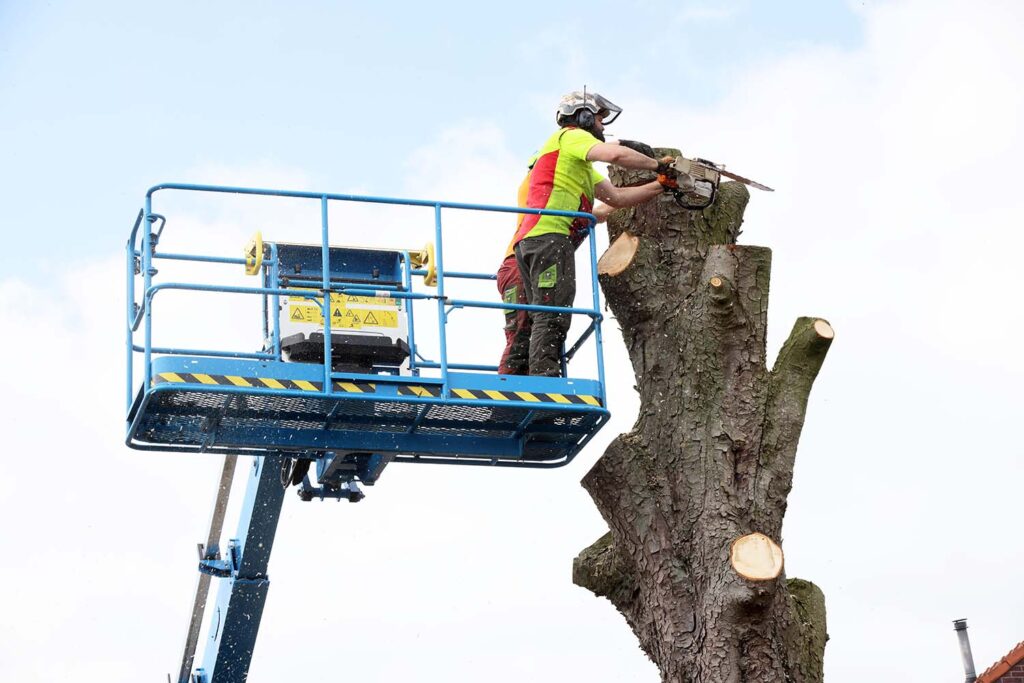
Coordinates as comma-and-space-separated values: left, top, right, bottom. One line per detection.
573, 152, 832, 682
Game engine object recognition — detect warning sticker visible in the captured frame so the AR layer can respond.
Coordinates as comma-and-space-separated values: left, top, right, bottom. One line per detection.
287, 304, 399, 329
286, 288, 402, 329
341, 308, 398, 329
289, 305, 320, 324
290, 289, 400, 309
342, 294, 400, 308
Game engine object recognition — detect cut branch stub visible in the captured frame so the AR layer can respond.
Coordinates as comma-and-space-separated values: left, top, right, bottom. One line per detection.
598, 232, 640, 277
708, 275, 734, 310
730, 533, 784, 581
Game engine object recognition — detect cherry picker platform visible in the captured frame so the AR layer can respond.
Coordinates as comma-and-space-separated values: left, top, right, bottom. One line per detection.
125, 183, 610, 682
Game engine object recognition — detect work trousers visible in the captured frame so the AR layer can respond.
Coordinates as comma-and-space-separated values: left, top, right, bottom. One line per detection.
496, 255, 531, 375
514, 233, 575, 377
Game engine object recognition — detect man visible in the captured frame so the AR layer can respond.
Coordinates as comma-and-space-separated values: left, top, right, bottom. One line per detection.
508, 90, 678, 377
498, 175, 620, 374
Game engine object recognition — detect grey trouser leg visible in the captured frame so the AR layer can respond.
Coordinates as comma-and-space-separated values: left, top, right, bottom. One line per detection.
514, 233, 575, 377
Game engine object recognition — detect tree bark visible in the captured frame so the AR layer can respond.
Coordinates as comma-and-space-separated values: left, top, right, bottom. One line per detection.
573, 150, 832, 682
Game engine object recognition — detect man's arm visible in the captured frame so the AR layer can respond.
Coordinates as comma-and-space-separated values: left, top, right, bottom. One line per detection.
594, 178, 663, 209
586, 143, 660, 171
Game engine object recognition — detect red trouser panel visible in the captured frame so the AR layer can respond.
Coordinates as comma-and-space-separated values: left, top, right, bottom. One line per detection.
496, 255, 531, 375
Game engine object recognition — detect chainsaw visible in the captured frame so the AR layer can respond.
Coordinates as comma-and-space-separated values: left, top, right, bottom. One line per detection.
668, 156, 774, 210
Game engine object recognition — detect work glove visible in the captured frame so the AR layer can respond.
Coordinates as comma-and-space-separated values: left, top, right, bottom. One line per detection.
657, 173, 680, 190
618, 139, 656, 158
655, 155, 680, 190
655, 155, 679, 179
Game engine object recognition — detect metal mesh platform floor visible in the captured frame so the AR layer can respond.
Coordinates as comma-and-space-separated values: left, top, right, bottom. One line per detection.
127, 358, 608, 467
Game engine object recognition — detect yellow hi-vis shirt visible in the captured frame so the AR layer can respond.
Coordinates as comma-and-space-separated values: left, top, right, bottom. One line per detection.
511, 127, 605, 246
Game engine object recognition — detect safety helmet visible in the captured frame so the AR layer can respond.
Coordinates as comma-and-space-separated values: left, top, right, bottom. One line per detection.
555, 90, 622, 126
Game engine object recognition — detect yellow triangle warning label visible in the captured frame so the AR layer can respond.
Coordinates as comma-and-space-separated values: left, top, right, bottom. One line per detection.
364, 312, 379, 325
290, 308, 305, 321
332, 307, 343, 318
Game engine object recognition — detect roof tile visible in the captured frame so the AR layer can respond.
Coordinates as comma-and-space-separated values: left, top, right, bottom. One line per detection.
977, 641, 1024, 683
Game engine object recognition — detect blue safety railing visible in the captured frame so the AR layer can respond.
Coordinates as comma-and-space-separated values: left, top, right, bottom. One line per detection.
126, 183, 608, 418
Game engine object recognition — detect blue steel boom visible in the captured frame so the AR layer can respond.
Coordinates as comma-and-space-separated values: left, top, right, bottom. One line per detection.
125, 183, 611, 682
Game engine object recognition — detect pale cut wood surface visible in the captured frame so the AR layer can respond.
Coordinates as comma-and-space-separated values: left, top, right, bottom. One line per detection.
731, 533, 785, 581
598, 232, 639, 276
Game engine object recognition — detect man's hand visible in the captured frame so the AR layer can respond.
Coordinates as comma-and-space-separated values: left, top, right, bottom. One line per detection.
655, 155, 678, 179
657, 173, 680, 190
618, 139, 656, 158
593, 202, 614, 223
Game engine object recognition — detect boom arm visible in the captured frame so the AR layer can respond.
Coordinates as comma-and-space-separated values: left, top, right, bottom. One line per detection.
184, 454, 287, 683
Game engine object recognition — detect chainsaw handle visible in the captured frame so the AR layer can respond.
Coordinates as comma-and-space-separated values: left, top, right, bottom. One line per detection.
670, 183, 717, 211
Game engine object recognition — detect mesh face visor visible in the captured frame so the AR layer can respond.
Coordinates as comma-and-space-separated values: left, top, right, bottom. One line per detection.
592, 93, 622, 125
556, 91, 624, 125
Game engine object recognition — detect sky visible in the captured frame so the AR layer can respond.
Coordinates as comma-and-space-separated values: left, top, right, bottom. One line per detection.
1, 0, 1021, 681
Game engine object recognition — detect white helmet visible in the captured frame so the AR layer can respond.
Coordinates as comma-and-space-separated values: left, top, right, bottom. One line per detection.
555, 90, 622, 126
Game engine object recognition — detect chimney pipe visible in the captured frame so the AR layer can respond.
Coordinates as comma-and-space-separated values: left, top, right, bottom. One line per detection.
954, 619, 978, 683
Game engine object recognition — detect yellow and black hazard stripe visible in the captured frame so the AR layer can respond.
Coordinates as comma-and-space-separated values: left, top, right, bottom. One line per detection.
152, 372, 375, 394
152, 373, 599, 405
397, 385, 443, 398
448, 388, 601, 406
399, 384, 600, 406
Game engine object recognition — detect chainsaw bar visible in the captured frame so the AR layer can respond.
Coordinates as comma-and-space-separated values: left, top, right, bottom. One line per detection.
715, 167, 774, 192
672, 156, 774, 192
